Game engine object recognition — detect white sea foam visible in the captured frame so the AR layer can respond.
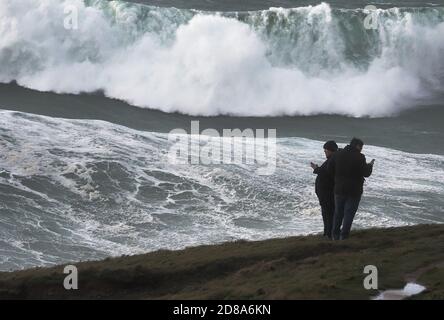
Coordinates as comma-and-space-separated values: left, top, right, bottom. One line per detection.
0, 0, 443, 117
0, 110, 443, 270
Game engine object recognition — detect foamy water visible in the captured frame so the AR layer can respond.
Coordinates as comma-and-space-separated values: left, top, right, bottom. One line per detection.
0, 0, 444, 116
0, 110, 443, 270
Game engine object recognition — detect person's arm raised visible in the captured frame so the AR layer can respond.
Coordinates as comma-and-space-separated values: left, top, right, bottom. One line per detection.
311, 162, 320, 174
362, 156, 374, 178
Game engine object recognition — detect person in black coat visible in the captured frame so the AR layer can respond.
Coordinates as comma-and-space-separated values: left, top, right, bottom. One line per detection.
311, 140, 338, 239
328, 138, 375, 240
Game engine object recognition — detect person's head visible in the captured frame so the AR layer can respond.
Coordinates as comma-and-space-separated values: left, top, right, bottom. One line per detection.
323, 140, 338, 158
350, 137, 364, 152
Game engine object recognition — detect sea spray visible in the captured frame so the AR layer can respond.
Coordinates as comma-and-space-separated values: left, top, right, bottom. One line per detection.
1, 110, 443, 270
0, 0, 443, 116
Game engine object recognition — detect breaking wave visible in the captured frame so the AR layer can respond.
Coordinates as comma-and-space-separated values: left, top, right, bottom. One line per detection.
1, 0, 444, 116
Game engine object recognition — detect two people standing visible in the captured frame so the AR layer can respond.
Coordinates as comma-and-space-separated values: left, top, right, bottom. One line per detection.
311, 138, 374, 240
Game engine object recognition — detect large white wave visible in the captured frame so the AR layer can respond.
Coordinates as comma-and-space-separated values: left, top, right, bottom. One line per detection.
1, 0, 444, 117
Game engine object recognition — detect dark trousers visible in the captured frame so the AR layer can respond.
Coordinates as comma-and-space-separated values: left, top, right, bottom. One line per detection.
332, 194, 361, 240
320, 202, 334, 238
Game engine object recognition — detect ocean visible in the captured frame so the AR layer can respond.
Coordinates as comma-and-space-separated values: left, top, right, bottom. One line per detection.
0, 0, 443, 271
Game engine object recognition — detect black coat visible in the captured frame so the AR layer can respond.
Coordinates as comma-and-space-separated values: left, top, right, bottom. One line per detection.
314, 157, 335, 206
328, 145, 373, 197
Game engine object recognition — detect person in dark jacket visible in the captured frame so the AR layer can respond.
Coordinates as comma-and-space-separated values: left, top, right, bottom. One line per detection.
311, 140, 338, 239
328, 138, 375, 240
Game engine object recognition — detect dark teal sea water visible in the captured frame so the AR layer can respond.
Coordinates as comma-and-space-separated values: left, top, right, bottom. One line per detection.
130, 0, 444, 10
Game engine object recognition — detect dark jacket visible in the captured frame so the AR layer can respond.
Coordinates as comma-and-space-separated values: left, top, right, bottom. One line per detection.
314, 157, 335, 206
328, 145, 373, 197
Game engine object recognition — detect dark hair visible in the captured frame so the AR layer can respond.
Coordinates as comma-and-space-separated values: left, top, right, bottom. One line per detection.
350, 137, 364, 149
323, 140, 338, 152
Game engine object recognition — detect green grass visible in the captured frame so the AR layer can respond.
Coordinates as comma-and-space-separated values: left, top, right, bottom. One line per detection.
0, 224, 443, 300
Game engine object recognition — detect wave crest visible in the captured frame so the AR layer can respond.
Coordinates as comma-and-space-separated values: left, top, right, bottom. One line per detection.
1, 0, 444, 116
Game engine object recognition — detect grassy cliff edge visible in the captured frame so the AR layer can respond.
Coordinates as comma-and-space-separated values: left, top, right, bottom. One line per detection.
1, 224, 443, 300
